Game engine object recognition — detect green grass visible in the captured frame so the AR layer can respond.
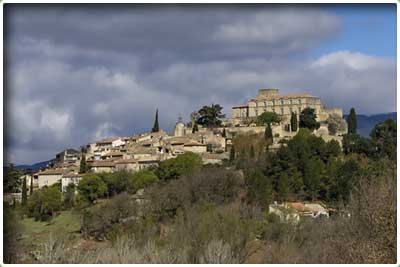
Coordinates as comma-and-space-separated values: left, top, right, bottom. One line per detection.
18, 210, 82, 251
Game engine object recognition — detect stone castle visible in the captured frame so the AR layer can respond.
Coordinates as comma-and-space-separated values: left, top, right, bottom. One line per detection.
230, 88, 343, 124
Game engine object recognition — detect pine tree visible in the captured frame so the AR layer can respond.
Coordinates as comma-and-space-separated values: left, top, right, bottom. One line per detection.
347, 107, 357, 134
229, 145, 235, 162
192, 121, 199, 133
30, 176, 33, 195
277, 173, 290, 201
151, 109, 159, 132
249, 145, 255, 158
290, 112, 298, 132
21, 176, 27, 206
80, 154, 87, 174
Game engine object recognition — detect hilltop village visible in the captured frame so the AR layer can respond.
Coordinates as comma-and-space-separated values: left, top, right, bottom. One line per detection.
24, 89, 347, 193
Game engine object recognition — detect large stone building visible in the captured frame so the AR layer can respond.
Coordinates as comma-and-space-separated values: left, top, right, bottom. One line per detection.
231, 89, 343, 123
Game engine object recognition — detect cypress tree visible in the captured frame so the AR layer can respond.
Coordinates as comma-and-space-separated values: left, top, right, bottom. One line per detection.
290, 112, 298, 132
192, 121, 199, 133
229, 145, 235, 162
80, 154, 87, 174
21, 176, 27, 206
152, 109, 159, 132
265, 123, 273, 142
30, 176, 33, 195
347, 107, 357, 134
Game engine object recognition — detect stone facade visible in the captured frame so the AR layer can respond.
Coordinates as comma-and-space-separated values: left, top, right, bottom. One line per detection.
232, 89, 343, 123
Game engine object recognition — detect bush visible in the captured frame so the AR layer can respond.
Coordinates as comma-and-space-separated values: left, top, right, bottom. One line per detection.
99, 171, 131, 197
156, 152, 202, 181
128, 169, 158, 194
77, 174, 107, 204
28, 186, 62, 221
81, 193, 139, 240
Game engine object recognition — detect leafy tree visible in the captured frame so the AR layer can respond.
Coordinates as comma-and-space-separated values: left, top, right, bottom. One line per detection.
229, 145, 235, 162
197, 104, 225, 128
290, 112, 298, 132
156, 152, 202, 181
299, 107, 320, 131
370, 119, 396, 161
4, 164, 22, 193
21, 176, 27, 206
128, 169, 158, 193
79, 153, 87, 174
28, 186, 62, 221
256, 111, 280, 126
151, 108, 159, 132
99, 171, 130, 197
192, 121, 199, 133
347, 107, 357, 134
77, 174, 107, 204
264, 123, 273, 143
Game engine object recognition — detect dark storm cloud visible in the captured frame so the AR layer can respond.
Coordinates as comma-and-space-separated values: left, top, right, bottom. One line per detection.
4, 4, 396, 164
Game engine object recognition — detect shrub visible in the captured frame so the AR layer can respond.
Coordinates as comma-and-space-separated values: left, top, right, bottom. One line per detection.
156, 152, 202, 181
77, 174, 107, 204
28, 186, 62, 221
128, 169, 158, 194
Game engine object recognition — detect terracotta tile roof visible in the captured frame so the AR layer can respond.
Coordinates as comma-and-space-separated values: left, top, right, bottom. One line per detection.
129, 146, 158, 154
184, 141, 206, 147
38, 168, 65, 175
91, 161, 116, 167
287, 202, 306, 212
115, 159, 138, 164
96, 137, 120, 145
62, 173, 84, 178
103, 151, 124, 157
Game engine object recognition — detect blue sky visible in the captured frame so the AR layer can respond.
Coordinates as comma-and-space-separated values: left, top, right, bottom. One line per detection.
4, 4, 397, 164
316, 4, 396, 58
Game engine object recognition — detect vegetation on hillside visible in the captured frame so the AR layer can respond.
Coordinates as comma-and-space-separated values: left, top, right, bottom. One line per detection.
4, 117, 396, 264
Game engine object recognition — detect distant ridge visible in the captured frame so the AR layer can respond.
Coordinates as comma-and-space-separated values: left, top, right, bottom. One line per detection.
344, 112, 396, 137
14, 160, 51, 172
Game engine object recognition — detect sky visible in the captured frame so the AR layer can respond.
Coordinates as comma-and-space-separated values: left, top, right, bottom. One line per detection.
3, 4, 397, 165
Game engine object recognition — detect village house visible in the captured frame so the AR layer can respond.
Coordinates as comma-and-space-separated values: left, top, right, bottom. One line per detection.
37, 168, 65, 188
61, 173, 84, 192
54, 149, 80, 167
90, 160, 116, 173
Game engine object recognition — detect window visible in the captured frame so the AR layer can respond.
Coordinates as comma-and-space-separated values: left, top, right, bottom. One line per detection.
290, 100, 293, 105
298, 99, 301, 104
264, 101, 267, 106
281, 100, 284, 105
299, 107, 302, 113
272, 108, 275, 113
272, 100, 275, 105
281, 108, 284, 114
